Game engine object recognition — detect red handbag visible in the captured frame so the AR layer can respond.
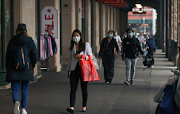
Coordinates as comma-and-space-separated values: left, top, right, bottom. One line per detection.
80, 55, 100, 82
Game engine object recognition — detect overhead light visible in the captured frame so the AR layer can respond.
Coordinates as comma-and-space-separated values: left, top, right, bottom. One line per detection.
135, 0, 142, 8
138, 8, 143, 13
136, 4, 142, 8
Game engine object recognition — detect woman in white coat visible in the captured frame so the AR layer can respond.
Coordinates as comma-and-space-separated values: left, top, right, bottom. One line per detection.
67, 29, 93, 114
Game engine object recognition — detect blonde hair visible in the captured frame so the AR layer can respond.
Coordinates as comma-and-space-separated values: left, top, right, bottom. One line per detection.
16, 30, 29, 37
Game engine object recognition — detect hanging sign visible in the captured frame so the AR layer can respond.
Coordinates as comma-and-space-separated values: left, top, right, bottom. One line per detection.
104, 0, 121, 4
96, 0, 116, 1
109, 0, 125, 6
41, 6, 58, 39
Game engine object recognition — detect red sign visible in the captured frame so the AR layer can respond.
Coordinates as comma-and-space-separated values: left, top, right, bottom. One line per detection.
104, 0, 121, 4
96, 0, 116, 1
113, 2, 127, 7
109, 0, 125, 6
41, 6, 58, 39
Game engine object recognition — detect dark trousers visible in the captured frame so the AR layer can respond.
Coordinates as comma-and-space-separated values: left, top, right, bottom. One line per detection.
102, 56, 115, 82
148, 47, 155, 65
11, 80, 29, 108
70, 63, 88, 107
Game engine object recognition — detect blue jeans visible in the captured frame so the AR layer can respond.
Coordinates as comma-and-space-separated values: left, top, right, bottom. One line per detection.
11, 80, 29, 108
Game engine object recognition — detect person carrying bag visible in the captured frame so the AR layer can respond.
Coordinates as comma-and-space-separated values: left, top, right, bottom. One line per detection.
67, 29, 94, 114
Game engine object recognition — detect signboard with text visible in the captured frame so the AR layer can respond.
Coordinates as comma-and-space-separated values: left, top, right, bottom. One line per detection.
41, 6, 58, 39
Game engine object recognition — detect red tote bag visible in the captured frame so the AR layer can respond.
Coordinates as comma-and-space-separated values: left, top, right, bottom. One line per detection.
80, 55, 100, 82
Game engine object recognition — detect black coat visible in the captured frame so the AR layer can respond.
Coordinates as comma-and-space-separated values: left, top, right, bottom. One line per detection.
6, 34, 38, 82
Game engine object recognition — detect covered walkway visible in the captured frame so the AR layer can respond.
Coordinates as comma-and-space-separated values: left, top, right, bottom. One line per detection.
0, 49, 176, 114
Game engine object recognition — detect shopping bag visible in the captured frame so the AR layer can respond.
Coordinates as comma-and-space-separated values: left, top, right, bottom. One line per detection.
159, 84, 175, 113
92, 54, 99, 70
98, 59, 102, 70
80, 55, 100, 82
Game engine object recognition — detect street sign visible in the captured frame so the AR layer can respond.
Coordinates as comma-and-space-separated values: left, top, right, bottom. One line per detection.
41, 6, 58, 39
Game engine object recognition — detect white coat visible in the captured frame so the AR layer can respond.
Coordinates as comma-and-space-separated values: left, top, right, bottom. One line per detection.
67, 42, 93, 71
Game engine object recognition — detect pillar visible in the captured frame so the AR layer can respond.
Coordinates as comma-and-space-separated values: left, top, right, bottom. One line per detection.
100, 2, 106, 41
105, 4, 110, 33
113, 8, 117, 31
177, 0, 180, 70
92, 0, 100, 54
174, 0, 178, 65
14, 0, 38, 75
160, 0, 164, 51
164, 0, 167, 53
85, 0, 91, 44
168, 0, 171, 60
116, 9, 120, 36
61, 0, 76, 63
75, 0, 81, 30
110, 6, 113, 30
171, 0, 174, 61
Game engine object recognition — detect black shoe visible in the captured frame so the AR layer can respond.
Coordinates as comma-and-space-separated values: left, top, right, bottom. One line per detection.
109, 81, 112, 84
82, 108, 87, 112
67, 108, 74, 114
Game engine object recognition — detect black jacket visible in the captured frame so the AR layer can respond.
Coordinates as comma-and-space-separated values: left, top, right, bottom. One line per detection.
6, 34, 38, 82
121, 37, 144, 59
98, 37, 119, 58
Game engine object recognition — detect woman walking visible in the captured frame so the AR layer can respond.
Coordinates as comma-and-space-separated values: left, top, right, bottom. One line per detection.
67, 29, 93, 113
98, 30, 119, 84
147, 34, 156, 67
6, 23, 38, 114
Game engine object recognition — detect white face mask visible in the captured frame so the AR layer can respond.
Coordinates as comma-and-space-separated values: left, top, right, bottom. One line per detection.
73, 36, 81, 43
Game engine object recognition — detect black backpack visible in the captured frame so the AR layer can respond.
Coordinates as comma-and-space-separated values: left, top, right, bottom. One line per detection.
14, 43, 30, 70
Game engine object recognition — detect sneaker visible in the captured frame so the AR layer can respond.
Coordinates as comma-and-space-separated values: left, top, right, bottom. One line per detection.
124, 80, 130, 85
22, 108, 27, 114
130, 81, 135, 85
105, 81, 109, 84
151, 65, 154, 68
14, 101, 20, 114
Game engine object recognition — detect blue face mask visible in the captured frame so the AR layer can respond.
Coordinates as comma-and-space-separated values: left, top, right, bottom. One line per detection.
128, 33, 133, 37
108, 33, 113, 38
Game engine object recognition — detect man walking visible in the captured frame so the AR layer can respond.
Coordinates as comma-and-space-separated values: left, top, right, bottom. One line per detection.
113, 31, 122, 52
121, 28, 145, 85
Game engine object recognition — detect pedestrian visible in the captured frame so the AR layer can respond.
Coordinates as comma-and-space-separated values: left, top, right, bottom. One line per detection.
147, 34, 156, 68
133, 31, 142, 58
139, 33, 146, 50
98, 30, 119, 84
6, 23, 38, 114
113, 31, 122, 52
121, 28, 145, 85
67, 29, 93, 113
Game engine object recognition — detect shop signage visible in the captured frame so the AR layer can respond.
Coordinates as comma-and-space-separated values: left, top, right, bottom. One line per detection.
41, 6, 58, 39
96, 0, 116, 1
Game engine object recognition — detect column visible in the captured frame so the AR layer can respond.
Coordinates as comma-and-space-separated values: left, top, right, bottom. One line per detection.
113, 8, 117, 31
85, 0, 91, 44
177, 0, 180, 69
168, 0, 171, 60
160, 0, 164, 51
116, 9, 120, 36
62, 0, 76, 63
164, 0, 167, 53
110, 6, 113, 30
105, 4, 110, 33
92, 0, 100, 54
174, 0, 178, 65
100, 2, 106, 41
75, 0, 81, 30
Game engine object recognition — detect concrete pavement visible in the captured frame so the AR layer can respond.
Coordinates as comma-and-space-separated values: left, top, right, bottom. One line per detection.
0, 49, 176, 114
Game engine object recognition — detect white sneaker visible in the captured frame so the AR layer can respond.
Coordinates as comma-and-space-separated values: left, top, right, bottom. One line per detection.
22, 108, 27, 114
151, 65, 154, 68
14, 101, 20, 114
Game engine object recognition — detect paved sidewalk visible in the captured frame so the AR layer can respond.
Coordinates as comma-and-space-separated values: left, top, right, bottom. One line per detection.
0, 49, 176, 114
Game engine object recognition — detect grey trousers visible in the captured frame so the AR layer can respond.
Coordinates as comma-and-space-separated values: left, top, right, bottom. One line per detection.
125, 58, 137, 81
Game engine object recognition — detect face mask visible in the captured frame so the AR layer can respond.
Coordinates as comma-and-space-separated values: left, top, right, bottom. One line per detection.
115, 33, 117, 36
108, 33, 113, 38
128, 33, 133, 37
73, 36, 81, 43
135, 36, 138, 38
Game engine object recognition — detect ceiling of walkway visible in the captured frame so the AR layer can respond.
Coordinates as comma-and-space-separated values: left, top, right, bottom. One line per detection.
125, 0, 160, 10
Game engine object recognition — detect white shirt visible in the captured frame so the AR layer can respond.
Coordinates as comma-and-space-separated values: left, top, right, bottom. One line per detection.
113, 35, 122, 46
67, 42, 93, 71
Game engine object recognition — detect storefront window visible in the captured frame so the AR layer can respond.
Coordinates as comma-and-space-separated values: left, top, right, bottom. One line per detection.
0, 0, 2, 68
5, 0, 11, 53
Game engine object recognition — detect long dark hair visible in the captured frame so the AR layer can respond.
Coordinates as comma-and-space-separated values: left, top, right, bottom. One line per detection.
69, 29, 85, 52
